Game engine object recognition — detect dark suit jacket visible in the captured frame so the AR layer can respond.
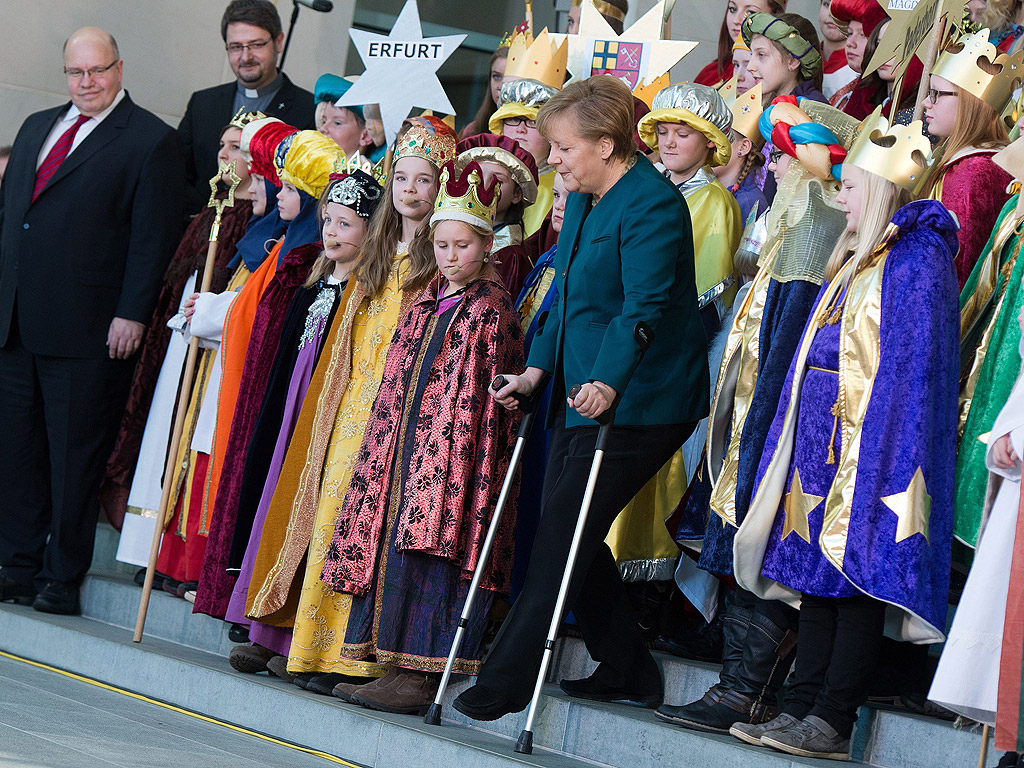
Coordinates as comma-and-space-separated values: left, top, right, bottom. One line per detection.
527, 153, 710, 428
0, 94, 184, 358
178, 73, 314, 213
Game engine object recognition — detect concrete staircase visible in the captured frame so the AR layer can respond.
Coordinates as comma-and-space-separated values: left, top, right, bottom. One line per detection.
0, 523, 991, 768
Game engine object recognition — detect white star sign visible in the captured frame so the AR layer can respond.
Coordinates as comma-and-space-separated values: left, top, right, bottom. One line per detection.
335, 0, 465, 148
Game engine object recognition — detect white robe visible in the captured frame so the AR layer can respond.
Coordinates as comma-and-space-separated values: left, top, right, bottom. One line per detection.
115, 282, 237, 566
929, 364, 1024, 724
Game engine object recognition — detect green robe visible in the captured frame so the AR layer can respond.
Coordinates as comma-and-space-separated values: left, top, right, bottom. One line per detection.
955, 193, 1024, 547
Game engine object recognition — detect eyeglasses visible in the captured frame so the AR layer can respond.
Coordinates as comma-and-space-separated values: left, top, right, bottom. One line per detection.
225, 38, 273, 55
503, 116, 537, 129
64, 60, 119, 80
926, 88, 957, 102
768, 148, 784, 164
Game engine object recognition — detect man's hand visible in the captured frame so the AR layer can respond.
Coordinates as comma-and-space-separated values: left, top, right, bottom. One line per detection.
107, 317, 145, 359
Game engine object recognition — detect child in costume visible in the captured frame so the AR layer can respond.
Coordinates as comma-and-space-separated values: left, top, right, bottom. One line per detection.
313, 73, 380, 161
318, 160, 524, 715
224, 169, 383, 673
742, 13, 826, 105
661, 97, 858, 737
715, 83, 768, 223
732, 110, 959, 760
488, 29, 567, 237
233, 117, 456, 693
924, 29, 1017, 287
694, 0, 784, 88
106, 111, 259, 567
156, 121, 336, 600
819, 0, 856, 103
730, 34, 757, 95
638, 82, 742, 334
456, 133, 539, 298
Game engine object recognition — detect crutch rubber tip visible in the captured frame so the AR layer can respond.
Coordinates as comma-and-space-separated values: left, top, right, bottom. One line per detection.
423, 703, 443, 726
515, 731, 534, 754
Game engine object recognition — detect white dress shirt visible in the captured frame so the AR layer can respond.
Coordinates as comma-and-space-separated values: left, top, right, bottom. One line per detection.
36, 89, 127, 169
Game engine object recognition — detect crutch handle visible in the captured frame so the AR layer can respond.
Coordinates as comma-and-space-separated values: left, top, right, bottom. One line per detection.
490, 373, 549, 415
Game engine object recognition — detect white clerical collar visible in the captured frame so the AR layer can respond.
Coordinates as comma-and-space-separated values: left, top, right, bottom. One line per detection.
238, 73, 283, 99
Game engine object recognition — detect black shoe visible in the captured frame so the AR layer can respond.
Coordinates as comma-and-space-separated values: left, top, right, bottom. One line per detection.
32, 581, 81, 615
0, 572, 36, 605
133, 568, 170, 591
996, 752, 1019, 768
228, 623, 250, 643
655, 685, 772, 734
175, 580, 199, 599
161, 577, 182, 596
452, 683, 521, 721
293, 673, 318, 690
306, 673, 376, 696
559, 673, 662, 708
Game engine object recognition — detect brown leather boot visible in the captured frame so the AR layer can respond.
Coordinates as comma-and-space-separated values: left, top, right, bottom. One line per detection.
228, 643, 276, 674
350, 668, 438, 715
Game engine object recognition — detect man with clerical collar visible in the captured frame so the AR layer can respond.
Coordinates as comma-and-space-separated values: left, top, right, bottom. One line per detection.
178, 0, 314, 214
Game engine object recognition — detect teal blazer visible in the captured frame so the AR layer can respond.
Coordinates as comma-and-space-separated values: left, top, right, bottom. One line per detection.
527, 153, 710, 429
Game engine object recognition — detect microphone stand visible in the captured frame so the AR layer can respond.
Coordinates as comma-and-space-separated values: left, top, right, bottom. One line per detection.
279, 1, 301, 71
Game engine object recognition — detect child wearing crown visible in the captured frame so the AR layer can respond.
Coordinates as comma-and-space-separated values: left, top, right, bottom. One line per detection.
924, 29, 1017, 287
731, 111, 960, 760
317, 160, 524, 715
233, 116, 457, 690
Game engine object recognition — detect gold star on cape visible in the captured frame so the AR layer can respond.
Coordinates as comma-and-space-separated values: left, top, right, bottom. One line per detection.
551, 0, 697, 88
864, 0, 964, 79
781, 467, 824, 543
882, 466, 932, 544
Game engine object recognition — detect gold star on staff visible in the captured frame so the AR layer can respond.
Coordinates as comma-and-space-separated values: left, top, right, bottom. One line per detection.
781, 467, 824, 543
881, 466, 932, 543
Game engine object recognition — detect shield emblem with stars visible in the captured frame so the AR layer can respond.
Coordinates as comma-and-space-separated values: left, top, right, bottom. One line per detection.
590, 40, 645, 89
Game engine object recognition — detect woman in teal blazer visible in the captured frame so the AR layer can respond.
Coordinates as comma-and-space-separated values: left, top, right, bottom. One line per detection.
454, 76, 710, 721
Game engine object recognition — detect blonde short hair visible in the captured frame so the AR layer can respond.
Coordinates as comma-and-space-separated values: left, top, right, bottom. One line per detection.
537, 76, 637, 162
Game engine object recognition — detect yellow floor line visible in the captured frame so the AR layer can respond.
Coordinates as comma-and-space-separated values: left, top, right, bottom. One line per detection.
0, 648, 363, 767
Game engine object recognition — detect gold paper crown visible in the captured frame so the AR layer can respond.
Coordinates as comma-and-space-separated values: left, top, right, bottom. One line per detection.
571, 0, 627, 23
634, 73, 670, 109
719, 81, 764, 148
931, 28, 1024, 111
846, 108, 935, 194
504, 29, 568, 90
229, 108, 266, 130
431, 162, 501, 232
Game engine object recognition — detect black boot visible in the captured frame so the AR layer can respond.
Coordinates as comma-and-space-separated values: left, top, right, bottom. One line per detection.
728, 596, 798, 723
655, 589, 752, 733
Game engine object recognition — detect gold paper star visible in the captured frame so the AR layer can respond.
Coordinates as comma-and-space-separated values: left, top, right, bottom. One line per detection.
551, 0, 697, 88
864, 0, 964, 79
781, 467, 824, 543
882, 466, 932, 544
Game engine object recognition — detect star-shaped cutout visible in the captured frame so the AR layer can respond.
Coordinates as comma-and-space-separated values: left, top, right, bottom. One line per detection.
552, 1, 696, 89
864, 0, 964, 79
882, 466, 932, 544
335, 0, 465, 149
781, 467, 824, 544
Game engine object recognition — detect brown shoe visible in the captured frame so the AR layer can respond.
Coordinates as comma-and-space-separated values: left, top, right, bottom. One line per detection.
351, 668, 438, 715
265, 655, 295, 683
228, 643, 276, 674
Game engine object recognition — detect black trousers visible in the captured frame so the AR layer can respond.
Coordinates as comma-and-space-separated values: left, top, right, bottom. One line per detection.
0, 324, 133, 586
477, 406, 694, 706
783, 593, 886, 737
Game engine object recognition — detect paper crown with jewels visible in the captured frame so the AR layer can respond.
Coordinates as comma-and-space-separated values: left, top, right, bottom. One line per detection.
394, 115, 457, 169
504, 28, 568, 90
845, 108, 935, 194
719, 80, 765, 148
430, 160, 501, 232
931, 28, 1024, 112
228, 108, 266, 130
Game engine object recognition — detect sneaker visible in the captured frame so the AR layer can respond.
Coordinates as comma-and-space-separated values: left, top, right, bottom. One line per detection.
761, 715, 850, 761
730, 712, 800, 746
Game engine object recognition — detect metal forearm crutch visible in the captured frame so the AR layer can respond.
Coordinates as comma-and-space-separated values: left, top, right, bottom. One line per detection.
424, 369, 551, 726
515, 321, 653, 755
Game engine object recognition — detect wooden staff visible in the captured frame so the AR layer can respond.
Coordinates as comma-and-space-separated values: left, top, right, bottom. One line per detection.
977, 724, 990, 768
913, 7, 947, 122
133, 161, 243, 643
663, 0, 677, 39
525, 0, 534, 38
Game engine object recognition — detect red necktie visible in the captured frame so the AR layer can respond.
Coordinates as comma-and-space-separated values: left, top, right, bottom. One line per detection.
32, 114, 91, 201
